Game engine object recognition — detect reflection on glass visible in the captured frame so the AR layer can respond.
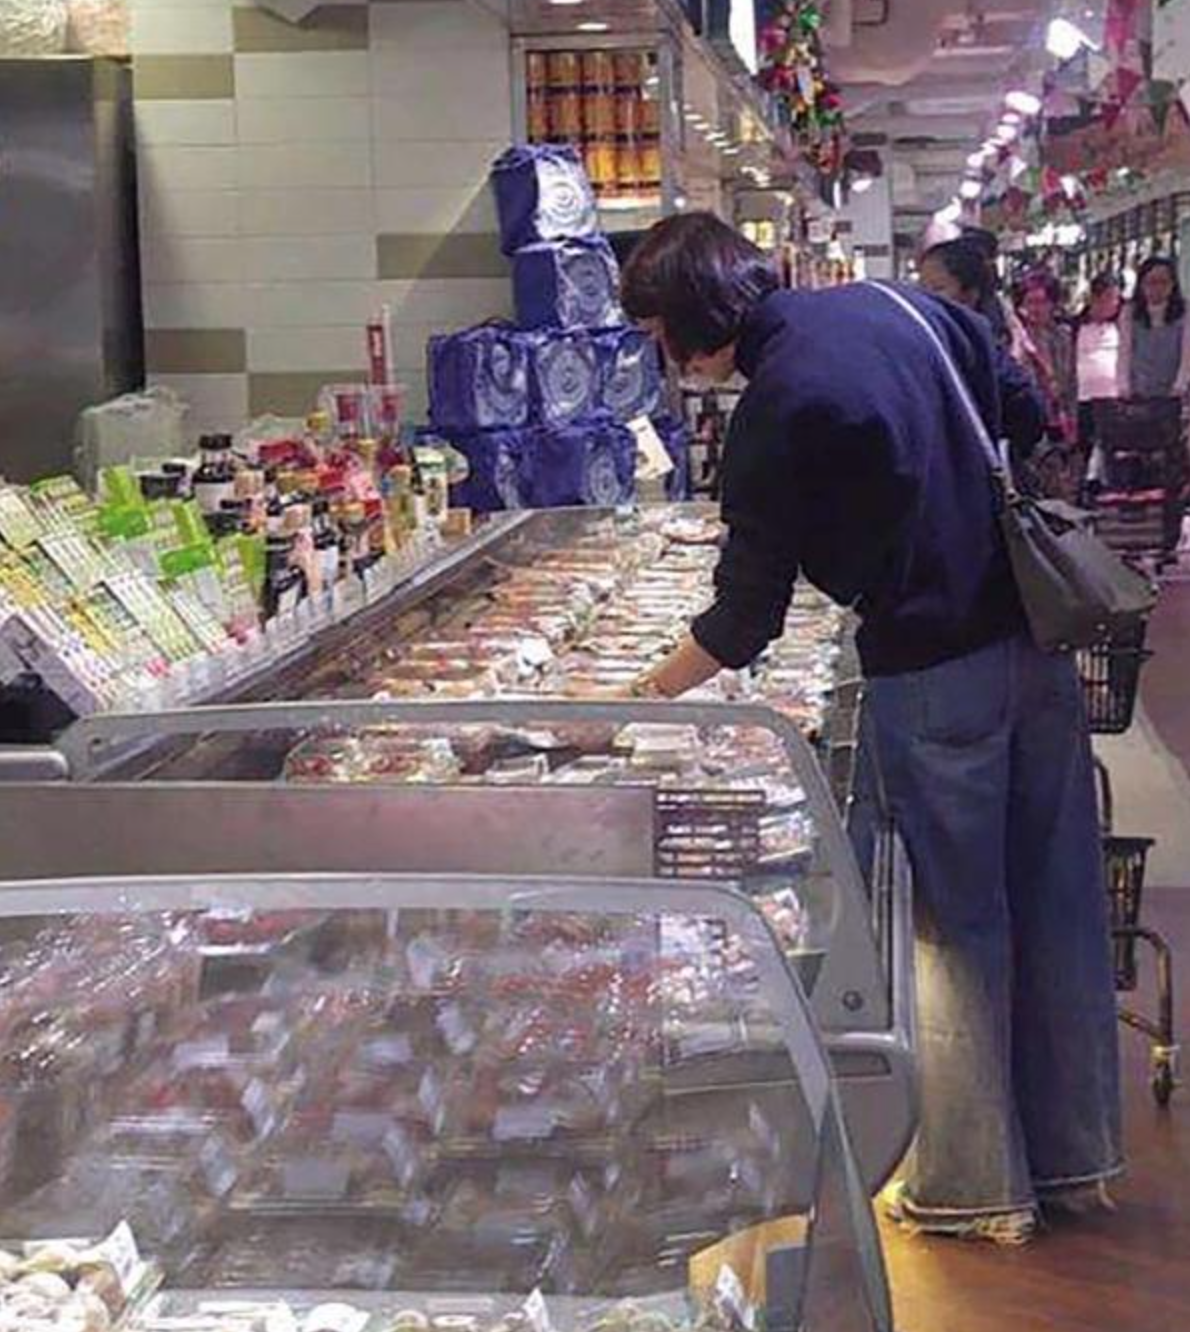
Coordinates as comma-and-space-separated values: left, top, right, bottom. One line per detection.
0, 881, 889, 1329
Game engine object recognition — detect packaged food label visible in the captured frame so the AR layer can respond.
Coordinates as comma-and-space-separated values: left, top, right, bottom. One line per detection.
173, 1035, 231, 1071
522, 1288, 554, 1332
89, 1220, 143, 1296
199, 1134, 239, 1199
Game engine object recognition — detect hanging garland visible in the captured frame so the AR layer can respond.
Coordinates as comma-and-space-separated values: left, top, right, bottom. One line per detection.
757, 0, 847, 175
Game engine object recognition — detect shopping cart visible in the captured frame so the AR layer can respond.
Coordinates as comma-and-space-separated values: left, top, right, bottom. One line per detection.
1089, 398, 1187, 570
1078, 624, 1179, 1106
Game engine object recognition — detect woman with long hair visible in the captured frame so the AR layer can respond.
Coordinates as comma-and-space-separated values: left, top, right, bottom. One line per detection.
1015, 270, 1079, 498
1120, 255, 1190, 398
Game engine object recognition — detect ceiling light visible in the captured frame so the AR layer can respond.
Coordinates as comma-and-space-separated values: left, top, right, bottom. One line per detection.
967, 150, 987, 169
1005, 89, 1041, 117
1001, 111, 1022, 126
959, 179, 982, 200
851, 175, 874, 194
993, 123, 1018, 145
722, 146, 742, 156
547, 0, 583, 6
1047, 17, 1094, 61
936, 199, 963, 225
577, 19, 609, 32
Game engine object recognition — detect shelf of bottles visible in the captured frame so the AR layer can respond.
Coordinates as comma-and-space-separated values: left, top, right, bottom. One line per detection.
525, 47, 663, 208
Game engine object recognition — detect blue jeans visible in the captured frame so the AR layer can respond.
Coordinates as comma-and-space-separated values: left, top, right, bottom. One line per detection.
861, 634, 1122, 1218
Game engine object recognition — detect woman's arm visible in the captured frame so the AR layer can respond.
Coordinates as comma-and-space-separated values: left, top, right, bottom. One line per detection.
1118, 308, 1132, 397
631, 634, 724, 698
1175, 315, 1190, 395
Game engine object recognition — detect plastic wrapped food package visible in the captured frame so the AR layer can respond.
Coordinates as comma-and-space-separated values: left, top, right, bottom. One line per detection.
66, 0, 128, 53
0, 0, 67, 54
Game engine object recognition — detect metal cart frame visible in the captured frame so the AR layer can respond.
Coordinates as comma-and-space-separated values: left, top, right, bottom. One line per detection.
1077, 631, 1180, 1106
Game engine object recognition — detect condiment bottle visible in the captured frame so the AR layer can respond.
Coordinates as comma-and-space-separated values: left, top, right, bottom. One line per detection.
193, 435, 237, 517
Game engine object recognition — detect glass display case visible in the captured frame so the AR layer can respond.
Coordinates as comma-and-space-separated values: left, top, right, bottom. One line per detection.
0, 871, 893, 1331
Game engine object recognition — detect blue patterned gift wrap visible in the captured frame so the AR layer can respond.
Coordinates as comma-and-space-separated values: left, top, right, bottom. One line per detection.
527, 329, 601, 428
525, 418, 636, 509
490, 144, 598, 256
513, 236, 623, 330
445, 427, 531, 513
427, 326, 531, 433
595, 327, 663, 421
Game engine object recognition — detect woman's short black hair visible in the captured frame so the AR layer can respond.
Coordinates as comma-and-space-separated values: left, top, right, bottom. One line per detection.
922, 238, 991, 302
1133, 256, 1186, 326
620, 212, 780, 365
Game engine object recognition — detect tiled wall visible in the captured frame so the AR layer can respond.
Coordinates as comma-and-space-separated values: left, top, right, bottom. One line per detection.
131, 0, 515, 436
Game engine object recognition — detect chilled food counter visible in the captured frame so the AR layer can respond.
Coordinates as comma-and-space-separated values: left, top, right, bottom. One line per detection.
0, 870, 894, 1332
0, 503, 914, 1195
84, 505, 856, 807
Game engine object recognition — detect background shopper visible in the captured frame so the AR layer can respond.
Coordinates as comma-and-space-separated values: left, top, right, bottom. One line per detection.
1120, 256, 1190, 398
1076, 273, 1123, 488
1015, 271, 1080, 498
620, 213, 1120, 1245
918, 239, 1044, 475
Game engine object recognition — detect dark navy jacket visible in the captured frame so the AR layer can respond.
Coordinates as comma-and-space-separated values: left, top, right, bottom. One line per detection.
690, 283, 1045, 677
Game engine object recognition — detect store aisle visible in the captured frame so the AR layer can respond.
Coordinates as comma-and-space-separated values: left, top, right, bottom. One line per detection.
882, 892, 1190, 1332
883, 585, 1190, 1330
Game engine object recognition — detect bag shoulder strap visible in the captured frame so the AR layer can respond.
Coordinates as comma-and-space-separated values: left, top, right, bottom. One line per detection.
864, 281, 1006, 478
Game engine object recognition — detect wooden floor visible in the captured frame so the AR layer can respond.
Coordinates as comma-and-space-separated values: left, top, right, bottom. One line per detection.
881, 585, 1190, 1330
882, 895, 1190, 1331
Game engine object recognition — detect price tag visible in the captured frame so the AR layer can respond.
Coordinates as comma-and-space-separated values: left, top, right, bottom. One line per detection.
492, 1104, 558, 1142
198, 1134, 239, 1199
87, 1221, 143, 1297
627, 415, 674, 481
173, 1036, 231, 1071
241, 1077, 278, 1137
522, 1289, 554, 1332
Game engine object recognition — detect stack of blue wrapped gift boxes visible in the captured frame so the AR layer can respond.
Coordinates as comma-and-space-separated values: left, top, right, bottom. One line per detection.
427, 145, 689, 512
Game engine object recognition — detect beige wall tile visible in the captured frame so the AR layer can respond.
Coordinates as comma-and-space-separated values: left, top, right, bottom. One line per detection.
133, 54, 236, 99
236, 143, 371, 190
237, 96, 370, 144
146, 328, 247, 374
131, 5, 233, 55
144, 281, 248, 328
148, 372, 250, 443
246, 326, 367, 373
243, 281, 377, 327
232, 5, 368, 53
240, 235, 376, 280
369, 57, 511, 138
248, 371, 361, 418
234, 51, 369, 98
369, 0, 508, 51
371, 139, 504, 190
140, 146, 239, 193
240, 188, 374, 236
135, 99, 237, 147
378, 277, 512, 325
374, 186, 496, 235
142, 187, 241, 237
376, 233, 508, 280
141, 235, 244, 284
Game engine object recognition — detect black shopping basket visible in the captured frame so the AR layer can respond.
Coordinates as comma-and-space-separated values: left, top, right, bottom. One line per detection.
1085, 629, 1179, 1106
1075, 622, 1151, 736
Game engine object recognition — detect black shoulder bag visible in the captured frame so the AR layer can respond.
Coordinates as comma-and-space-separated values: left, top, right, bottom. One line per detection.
868, 282, 1157, 652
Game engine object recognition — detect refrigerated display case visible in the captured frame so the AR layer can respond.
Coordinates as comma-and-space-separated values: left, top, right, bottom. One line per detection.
0, 869, 894, 1330
0, 504, 914, 1196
